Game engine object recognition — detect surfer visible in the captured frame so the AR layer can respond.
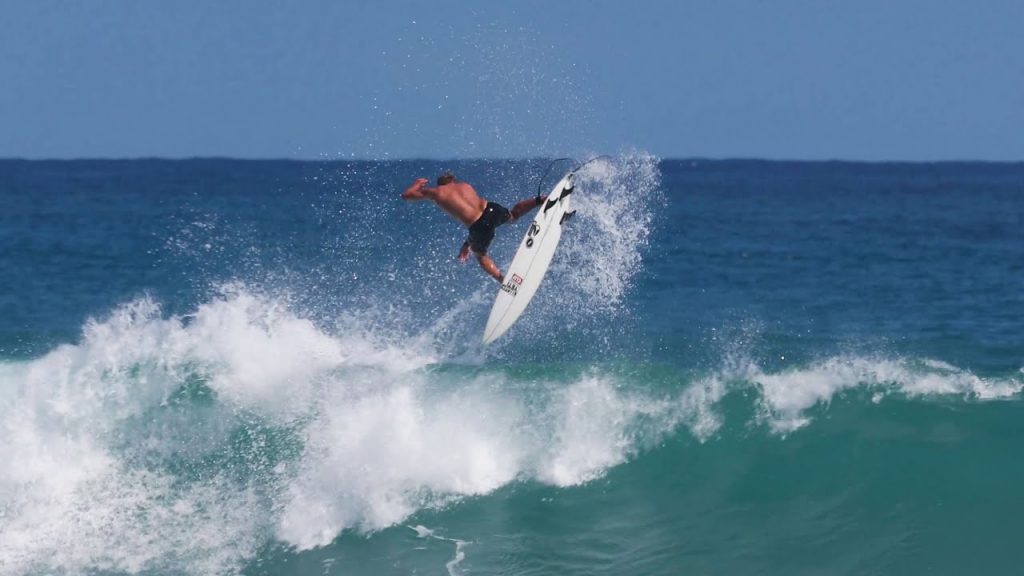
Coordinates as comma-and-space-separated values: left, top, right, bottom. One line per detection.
402, 171, 546, 283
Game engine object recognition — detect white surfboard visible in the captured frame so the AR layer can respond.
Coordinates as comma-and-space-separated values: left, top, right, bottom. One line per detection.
482, 170, 576, 344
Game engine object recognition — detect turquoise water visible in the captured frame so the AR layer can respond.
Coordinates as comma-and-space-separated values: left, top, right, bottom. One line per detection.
1, 157, 1022, 575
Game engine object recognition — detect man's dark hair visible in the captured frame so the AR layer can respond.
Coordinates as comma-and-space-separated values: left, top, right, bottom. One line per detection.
437, 171, 456, 185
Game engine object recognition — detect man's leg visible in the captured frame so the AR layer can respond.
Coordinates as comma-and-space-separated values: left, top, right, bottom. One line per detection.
476, 252, 503, 283
509, 195, 547, 221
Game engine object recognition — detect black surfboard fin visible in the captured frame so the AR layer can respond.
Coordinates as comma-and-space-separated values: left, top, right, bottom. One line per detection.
560, 210, 576, 225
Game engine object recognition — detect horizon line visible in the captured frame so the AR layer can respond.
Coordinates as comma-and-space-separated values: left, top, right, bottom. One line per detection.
1, 155, 1023, 165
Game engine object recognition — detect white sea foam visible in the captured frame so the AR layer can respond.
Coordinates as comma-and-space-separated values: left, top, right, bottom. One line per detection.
740, 355, 1024, 434
536, 375, 687, 486
0, 286, 708, 574
275, 369, 714, 549
409, 525, 470, 576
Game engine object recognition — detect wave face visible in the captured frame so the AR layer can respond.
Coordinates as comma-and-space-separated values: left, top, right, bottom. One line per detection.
1, 158, 1023, 575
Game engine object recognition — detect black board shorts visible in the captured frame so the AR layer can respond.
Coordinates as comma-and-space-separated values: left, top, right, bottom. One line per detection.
468, 202, 511, 254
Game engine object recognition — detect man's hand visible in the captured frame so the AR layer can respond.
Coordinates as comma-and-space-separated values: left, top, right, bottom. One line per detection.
458, 241, 470, 263
402, 178, 431, 201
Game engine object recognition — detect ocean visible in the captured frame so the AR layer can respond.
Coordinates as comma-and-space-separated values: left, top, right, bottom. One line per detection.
1, 156, 1022, 575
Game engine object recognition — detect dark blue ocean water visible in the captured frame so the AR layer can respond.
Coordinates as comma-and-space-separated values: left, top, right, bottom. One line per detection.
1, 156, 1022, 575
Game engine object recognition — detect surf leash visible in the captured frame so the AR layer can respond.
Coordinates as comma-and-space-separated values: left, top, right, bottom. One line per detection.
533, 155, 613, 203
573, 155, 612, 172
535, 157, 574, 202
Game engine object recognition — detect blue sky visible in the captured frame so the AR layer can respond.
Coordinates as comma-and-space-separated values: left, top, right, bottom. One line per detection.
2, 0, 1022, 160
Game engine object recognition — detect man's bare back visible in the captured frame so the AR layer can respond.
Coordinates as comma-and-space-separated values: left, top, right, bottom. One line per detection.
403, 178, 486, 227
401, 171, 545, 283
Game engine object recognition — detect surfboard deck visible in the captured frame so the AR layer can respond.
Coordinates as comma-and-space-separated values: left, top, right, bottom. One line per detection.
482, 171, 576, 344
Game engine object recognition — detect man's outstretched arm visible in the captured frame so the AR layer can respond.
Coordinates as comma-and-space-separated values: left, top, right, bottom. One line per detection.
402, 178, 436, 201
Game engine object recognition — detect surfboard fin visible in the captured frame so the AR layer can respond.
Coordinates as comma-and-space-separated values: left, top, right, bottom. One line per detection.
560, 210, 576, 225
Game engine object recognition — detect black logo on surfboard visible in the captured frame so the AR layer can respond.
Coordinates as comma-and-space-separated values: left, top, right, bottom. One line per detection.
500, 280, 518, 296
525, 222, 540, 248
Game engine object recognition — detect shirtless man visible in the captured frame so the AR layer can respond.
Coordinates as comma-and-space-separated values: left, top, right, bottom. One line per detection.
401, 171, 545, 283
